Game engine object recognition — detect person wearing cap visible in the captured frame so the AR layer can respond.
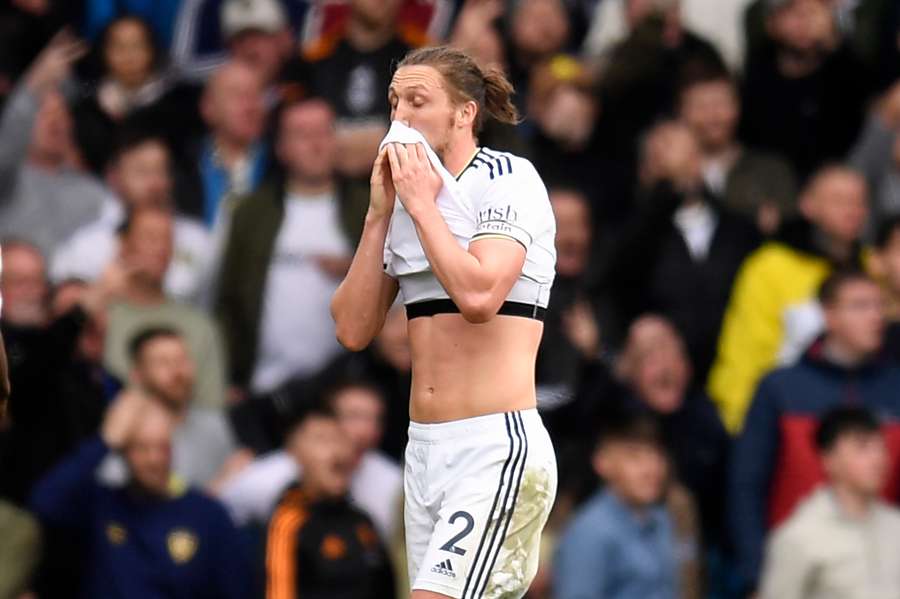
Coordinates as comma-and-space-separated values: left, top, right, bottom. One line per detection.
171, 0, 311, 82
221, 0, 295, 94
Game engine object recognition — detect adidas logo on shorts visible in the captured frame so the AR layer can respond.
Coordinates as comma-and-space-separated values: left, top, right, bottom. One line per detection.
431, 559, 456, 578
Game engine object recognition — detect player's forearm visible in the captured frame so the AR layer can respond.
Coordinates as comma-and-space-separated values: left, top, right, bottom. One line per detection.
331, 212, 395, 350
410, 204, 502, 322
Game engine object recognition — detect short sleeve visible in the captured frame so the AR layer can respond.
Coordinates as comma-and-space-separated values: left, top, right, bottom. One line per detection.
472, 160, 549, 251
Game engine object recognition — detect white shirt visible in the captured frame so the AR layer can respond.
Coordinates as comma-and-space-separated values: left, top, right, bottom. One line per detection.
384, 146, 557, 308
250, 191, 349, 393
50, 196, 212, 304
673, 201, 718, 261
219, 449, 403, 540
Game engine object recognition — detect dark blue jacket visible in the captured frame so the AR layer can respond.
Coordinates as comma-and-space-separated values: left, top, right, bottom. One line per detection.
30, 437, 250, 599
729, 340, 900, 590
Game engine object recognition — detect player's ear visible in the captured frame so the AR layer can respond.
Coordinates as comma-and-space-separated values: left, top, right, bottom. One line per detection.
457, 100, 478, 130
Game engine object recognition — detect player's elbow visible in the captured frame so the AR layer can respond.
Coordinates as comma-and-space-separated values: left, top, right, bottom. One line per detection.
457, 292, 498, 324
334, 321, 373, 352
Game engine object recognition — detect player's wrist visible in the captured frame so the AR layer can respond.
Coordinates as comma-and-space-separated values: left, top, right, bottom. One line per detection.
364, 208, 392, 227
403, 196, 437, 222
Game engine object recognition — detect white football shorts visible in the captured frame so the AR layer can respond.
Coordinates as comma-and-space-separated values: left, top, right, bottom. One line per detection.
405, 409, 558, 598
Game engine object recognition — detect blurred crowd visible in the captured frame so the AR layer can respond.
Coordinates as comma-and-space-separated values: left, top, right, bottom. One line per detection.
2, 0, 900, 598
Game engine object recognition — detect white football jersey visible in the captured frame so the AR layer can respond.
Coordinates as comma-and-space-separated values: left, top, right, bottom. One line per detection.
384, 147, 557, 310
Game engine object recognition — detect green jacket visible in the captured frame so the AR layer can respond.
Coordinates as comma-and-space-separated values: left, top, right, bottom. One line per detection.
215, 177, 366, 388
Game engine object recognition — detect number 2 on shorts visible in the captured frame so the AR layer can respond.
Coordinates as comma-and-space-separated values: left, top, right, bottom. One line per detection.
440, 511, 475, 555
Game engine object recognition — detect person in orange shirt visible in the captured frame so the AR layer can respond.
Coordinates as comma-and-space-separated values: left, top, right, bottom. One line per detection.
266, 401, 395, 599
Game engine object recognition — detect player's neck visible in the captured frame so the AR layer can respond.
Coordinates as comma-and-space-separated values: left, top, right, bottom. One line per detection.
442, 136, 478, 178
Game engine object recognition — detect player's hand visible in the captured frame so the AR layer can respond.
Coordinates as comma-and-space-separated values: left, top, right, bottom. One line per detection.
387, 143, 443, 218
24, 29, 87, 95
369, 146, 396, 220
101, 389, 151, 450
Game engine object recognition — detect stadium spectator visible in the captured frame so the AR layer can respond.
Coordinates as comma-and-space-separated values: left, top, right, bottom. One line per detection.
874, 216, 900, 361
71, 15, 202, 175
583, 0, 753, 71
677, 66, 797, 234
217, 98, 352, 396
101, 206, 227, 410
0, 499, 41, 599
319, 302, 412, 461
526, 57, 632, 227
285, 0, 422, 177
708, 165, 870, 432
740, 0, 871, 180
759, 406, 900, 599
553, 411, 682, 599
744, 0, 896, 87
607, 121, 759, 379
730, 270, 900, 592
0, 252, 119, 599
536, 188, 601, 408
192, 59, 269, 227
221, 0, 295, 95
849, 81, 900, 231
506, 0, 573, 108
597, 0, 725, 165
0, 31, 108, 258
99, 327, 246, 490
221, 378, 401, 540
29, 390, 250, 599
51, 130, 212, 304
264, 400, 395, 599
611, 316, 730, 544
170, 0, 312, 82
0, 241, 112, 505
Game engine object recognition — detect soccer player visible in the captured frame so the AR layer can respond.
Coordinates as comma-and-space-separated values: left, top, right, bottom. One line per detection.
331, 46, 558, 599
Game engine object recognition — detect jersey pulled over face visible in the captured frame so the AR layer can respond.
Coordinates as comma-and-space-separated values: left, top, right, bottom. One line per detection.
384, 144, 557, 309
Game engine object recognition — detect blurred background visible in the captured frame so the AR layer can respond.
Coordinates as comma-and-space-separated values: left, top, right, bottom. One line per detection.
2, 0, 900, 597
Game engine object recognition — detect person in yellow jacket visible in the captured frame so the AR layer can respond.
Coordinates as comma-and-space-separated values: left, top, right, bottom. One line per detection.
707, 166, 870, 433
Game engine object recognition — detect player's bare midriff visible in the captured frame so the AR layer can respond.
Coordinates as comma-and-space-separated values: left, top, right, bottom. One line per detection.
407, 312, 543, 423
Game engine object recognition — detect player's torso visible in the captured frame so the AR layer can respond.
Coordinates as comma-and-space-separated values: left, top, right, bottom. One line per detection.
387, 147, 557, 422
